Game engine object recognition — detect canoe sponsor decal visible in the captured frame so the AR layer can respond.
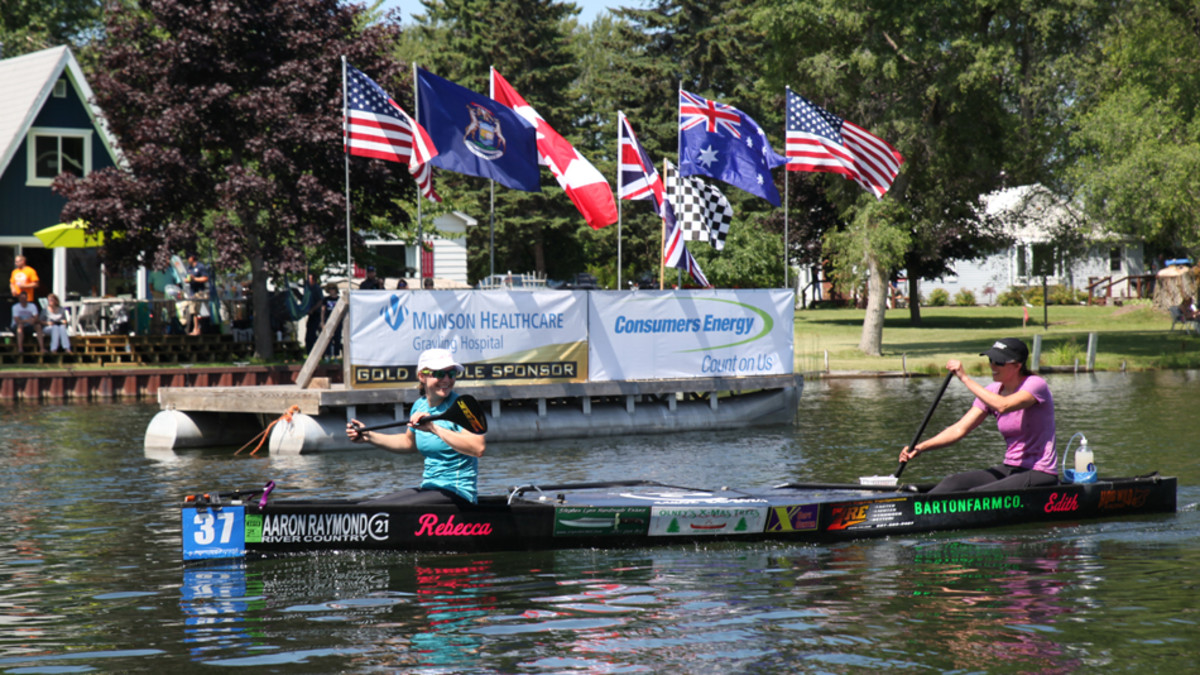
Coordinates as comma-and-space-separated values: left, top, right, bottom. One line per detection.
764, 504, 819, 533
648, 506, 767, 536
1043, 492, 1079, 514
911, 494, 1023, 518
554, 506, 650, 536
827, 498, 913, 532
1098, 488, 1153, 510
249, 512, 390, 544
414, 513, 493, 537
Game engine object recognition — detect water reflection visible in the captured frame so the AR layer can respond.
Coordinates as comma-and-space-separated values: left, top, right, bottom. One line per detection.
1, 372, 1198, 673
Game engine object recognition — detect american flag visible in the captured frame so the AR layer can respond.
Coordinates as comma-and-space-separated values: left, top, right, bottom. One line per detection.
345, 64, 440, 202
785, 89, 902, 199
616, 113, 709, 288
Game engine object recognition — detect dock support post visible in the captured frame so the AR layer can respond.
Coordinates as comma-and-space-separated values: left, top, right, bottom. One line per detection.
582, 397, 591, 415
537, 398, 547, 417
1086, 332, 1098, 371
625, 395, 635, 415
709, 392, 718, 411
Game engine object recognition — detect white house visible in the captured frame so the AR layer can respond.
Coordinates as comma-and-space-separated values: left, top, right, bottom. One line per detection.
928, 185, 1146, 304
363, 210, 477, 286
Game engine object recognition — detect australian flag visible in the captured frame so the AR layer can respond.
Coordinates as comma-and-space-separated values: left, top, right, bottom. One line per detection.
416, 68, 540, 192
678, 90, 787, 206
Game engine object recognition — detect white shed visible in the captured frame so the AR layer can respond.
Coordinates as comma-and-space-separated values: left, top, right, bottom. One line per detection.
364, 210, 477, 286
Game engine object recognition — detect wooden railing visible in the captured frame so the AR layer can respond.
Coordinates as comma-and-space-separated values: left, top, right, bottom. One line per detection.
0, 333, 305, 367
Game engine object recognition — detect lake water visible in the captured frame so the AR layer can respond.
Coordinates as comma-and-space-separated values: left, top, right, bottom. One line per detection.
2, 370, 1197, 673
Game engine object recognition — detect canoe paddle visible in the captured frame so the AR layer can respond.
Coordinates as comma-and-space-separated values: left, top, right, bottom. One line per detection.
894, 371, 955, 479
355, 394, 488, 435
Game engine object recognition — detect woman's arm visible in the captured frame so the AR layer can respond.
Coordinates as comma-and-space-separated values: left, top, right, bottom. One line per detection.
414, 420, 486, 458
346, 419, 416, 454
955, 372, 1037, 415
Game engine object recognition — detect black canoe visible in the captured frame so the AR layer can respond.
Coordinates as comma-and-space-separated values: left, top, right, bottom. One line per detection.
181, 474, 1176, 561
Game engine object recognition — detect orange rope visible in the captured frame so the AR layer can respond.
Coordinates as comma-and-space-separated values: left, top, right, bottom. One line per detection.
235, 404, 301, 456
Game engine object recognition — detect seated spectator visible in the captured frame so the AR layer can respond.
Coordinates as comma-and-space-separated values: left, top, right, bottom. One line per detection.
11, 292, 44, 353
1180, 296, 1199, 321
41, 293, 71, 353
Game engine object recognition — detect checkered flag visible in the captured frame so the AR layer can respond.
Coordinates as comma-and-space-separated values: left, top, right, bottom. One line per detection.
665, 160, 734, 250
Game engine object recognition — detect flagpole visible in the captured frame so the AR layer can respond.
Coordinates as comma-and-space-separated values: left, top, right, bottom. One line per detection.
783, 87, 790, 290
659, 158, 666, 290
342, 55, 352, 287
674, 82, 683, 290
488, 66, 496, 281
616, 111, 623, 290
413, 62, 424, 284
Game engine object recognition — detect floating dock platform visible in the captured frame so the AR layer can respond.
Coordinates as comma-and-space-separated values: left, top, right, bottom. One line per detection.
145, 374, 803, 454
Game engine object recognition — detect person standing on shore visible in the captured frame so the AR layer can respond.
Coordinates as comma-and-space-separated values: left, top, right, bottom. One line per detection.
898, 338, 1057, 493
9, 255, 39, 301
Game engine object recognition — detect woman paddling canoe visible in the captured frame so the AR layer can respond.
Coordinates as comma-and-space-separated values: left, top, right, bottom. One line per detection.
898, 338, 1058, 493
346, 348, 486, 504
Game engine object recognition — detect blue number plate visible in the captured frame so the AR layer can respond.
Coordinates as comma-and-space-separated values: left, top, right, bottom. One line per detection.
182, 506, 246, 560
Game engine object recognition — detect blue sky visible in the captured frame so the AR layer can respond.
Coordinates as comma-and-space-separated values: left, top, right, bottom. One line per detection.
379, 1, 622, 25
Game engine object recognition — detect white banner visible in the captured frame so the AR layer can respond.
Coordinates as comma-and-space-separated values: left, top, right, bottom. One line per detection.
348, 290, 588, 387
587, 289, 794, 381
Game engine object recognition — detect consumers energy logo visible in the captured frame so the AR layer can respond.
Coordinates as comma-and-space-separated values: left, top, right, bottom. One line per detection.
381, 295, 408, 330
613, 297, 774, 352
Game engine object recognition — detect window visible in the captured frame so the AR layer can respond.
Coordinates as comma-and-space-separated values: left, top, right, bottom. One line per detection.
1110, 247, 1122, 272
1031, 243, 1056, 277
26, 127, 91, 186
1016, 244, 1027, 278
53, 79, 68, 98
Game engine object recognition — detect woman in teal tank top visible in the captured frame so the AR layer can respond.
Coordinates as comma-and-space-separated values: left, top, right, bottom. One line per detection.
345, 348, 486, 504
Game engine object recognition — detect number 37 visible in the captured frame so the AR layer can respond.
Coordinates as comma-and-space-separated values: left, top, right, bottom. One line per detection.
192, 511, 236, 545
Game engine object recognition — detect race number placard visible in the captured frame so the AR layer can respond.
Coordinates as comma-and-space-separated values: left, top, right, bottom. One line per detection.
588, 289, 794, 381
348, 290, 588, 387
183, 506, 245, 560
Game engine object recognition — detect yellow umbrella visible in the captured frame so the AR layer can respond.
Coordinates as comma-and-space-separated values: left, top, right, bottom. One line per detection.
34, 220, 106, 248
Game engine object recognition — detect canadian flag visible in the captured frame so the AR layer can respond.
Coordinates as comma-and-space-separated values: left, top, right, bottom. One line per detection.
491, 68, 618, 229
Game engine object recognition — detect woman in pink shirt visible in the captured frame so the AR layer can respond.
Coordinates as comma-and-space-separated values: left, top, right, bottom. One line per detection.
899, 338, 1057, 493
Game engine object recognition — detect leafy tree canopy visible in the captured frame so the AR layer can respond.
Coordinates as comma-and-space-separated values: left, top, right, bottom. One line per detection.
55, 0, 409, 357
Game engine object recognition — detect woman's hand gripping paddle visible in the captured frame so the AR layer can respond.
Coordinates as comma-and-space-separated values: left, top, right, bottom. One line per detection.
354, 394, 488, 435
859, 371, 954, 487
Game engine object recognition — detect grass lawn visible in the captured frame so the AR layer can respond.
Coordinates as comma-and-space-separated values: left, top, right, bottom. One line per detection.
795, 301, 1200, 376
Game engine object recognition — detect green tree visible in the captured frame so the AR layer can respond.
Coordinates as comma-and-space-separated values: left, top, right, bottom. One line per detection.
55, 0, 410, 358
0, 0, 101, 57
756, 0, 1099, 354
1067, 1, 1200, 255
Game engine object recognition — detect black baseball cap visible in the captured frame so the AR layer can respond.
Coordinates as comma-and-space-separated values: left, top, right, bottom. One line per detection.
981, 337, 1029, 364
366, 266, 376, 272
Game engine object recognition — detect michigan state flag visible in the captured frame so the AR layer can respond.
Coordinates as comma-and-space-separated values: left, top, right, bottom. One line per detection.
417, 68, 540, 192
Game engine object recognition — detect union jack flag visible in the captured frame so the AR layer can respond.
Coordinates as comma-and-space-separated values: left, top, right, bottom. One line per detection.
616, 113, 710, 288
345, 63, 440, 202
679, 90, 742, 138
617, 112, 665, 204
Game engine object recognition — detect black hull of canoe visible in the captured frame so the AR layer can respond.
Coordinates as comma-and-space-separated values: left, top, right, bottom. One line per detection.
181, 474, 1177, 561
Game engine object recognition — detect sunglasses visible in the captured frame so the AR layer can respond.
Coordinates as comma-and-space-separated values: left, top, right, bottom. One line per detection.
990, 359, 1013, 367
423, 368, 458, 379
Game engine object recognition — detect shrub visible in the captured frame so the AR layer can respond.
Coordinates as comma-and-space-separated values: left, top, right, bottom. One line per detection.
928, 288, 950, 306
954, 290, 976, 306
